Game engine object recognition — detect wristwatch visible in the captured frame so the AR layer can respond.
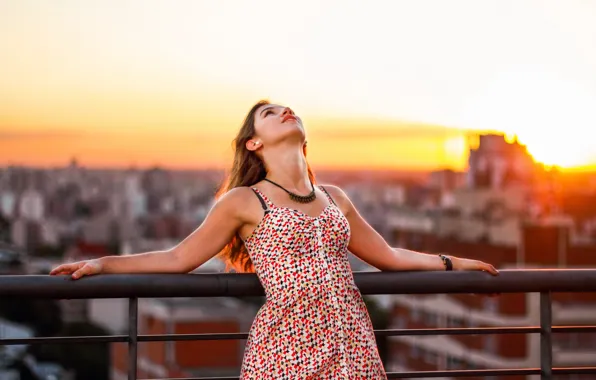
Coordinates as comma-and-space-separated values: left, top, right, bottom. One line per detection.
439, 254, 453, 271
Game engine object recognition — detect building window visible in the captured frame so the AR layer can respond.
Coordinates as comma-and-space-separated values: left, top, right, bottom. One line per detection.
395, 315, 406, 329
483, 297, 498, 313
145, 316, 155, 330
446, 315, 464, 328
411, 344, 420, 359
424, 350, 437, 365
411, 308, 420, 322
447, 356, 465, 369
423, 311, 438, 326
466, 317, 476, 328
485, 335, 497, 353
395, 355, 406, 367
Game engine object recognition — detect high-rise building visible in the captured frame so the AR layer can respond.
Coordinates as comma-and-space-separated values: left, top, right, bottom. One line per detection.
0, 191, 16, 218
467, 134, 536, 189
19, 189, 44, 222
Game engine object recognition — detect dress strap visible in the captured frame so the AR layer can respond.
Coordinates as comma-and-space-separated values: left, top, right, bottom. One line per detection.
251, 187, 273, 212
318, 185, 337, 206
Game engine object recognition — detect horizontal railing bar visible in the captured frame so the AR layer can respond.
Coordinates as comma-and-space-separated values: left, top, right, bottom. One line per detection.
380, 325, 595, 336
2, 269, 596, 299
389, 367, 596, 378
552, 325, 596, 333
3, 325, 595, 346
138, 333, 248, 342
148, 377, 239, 380
141, 367, 596, 380
141, 378, 239, 380
0, 335, 128, 345
377, 326, 540, 336
137, 327, 543, 342
388, 367, 596, 378
387, 368, 541, 378
554, 367, 596, 375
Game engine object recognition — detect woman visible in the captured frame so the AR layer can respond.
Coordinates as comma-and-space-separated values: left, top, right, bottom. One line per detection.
51, 100, 499, 379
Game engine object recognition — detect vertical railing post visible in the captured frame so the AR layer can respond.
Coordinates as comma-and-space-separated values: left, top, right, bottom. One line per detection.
540, 292, 553, 379
128, 297, 138, 380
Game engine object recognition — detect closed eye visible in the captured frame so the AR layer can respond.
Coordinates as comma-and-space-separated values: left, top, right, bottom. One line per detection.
260, 106, 276, 118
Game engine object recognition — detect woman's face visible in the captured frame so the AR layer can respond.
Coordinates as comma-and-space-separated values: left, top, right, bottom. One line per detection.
251, 104, 305, 147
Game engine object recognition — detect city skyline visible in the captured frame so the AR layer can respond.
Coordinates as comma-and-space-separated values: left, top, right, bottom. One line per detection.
1, 0, 595, 171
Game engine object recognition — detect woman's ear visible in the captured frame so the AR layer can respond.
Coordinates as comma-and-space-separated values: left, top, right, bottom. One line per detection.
246, 140, 261, 152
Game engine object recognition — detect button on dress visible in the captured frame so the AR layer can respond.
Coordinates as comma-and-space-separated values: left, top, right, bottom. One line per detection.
239, 187, 387, 379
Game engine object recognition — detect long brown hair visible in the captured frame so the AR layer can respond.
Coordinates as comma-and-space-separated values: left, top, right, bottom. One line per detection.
215, 100, 316, 273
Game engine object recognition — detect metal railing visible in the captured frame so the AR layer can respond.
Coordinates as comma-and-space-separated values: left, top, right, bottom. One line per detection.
1, 269, 596, 379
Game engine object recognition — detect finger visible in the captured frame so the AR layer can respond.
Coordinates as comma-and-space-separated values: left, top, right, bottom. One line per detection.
50, 264, 67, 275
72, 266, 89, 279
50, 264, 76, 275
72, 264, 92, 279
49, 265, 64, 275
480, 262, 499, 276
490, 264, 499, 274
68, 263, 86, 275
71, 269, 84, 279
487, 264, 500, 276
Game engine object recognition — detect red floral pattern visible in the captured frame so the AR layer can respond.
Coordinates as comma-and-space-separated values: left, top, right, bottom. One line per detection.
239, 187, 387, 379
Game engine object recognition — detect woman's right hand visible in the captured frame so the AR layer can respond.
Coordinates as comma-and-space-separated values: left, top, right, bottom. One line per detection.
50, 259, 103, 279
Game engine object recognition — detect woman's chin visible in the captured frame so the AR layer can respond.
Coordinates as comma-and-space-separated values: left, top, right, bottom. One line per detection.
277, 125, 305, 141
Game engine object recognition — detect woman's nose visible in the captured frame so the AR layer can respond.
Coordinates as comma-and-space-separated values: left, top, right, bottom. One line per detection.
281, 107, 294, 116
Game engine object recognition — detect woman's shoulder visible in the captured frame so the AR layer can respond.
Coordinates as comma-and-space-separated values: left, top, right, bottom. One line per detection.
318, 184, 353, 213
214, 186, 266, 223
318, 184, 347, 200
218, 186, 259, 205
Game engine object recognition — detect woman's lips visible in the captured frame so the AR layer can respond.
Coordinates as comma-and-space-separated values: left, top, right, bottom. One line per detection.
282, 114, 297, 123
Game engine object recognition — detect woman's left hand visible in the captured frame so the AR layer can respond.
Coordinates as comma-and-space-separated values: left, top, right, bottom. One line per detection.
451, 256, 500, 297
451, 256, 499, 276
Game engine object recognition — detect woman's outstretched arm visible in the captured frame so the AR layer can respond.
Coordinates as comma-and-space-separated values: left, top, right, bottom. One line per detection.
50, 187, 253, 279
323, 185, 499, 275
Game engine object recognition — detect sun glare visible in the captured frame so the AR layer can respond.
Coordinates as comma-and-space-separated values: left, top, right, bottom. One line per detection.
516, 132, 591, 168
461, 67, 595, 170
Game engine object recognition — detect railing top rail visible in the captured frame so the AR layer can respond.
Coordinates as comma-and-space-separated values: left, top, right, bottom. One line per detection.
1, 269, 596, 299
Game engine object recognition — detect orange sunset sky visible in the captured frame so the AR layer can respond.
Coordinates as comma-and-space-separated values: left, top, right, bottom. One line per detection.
1, 0, 595, 171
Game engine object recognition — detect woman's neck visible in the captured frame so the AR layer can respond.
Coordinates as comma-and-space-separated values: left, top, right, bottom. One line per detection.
262, 145, 311, 193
